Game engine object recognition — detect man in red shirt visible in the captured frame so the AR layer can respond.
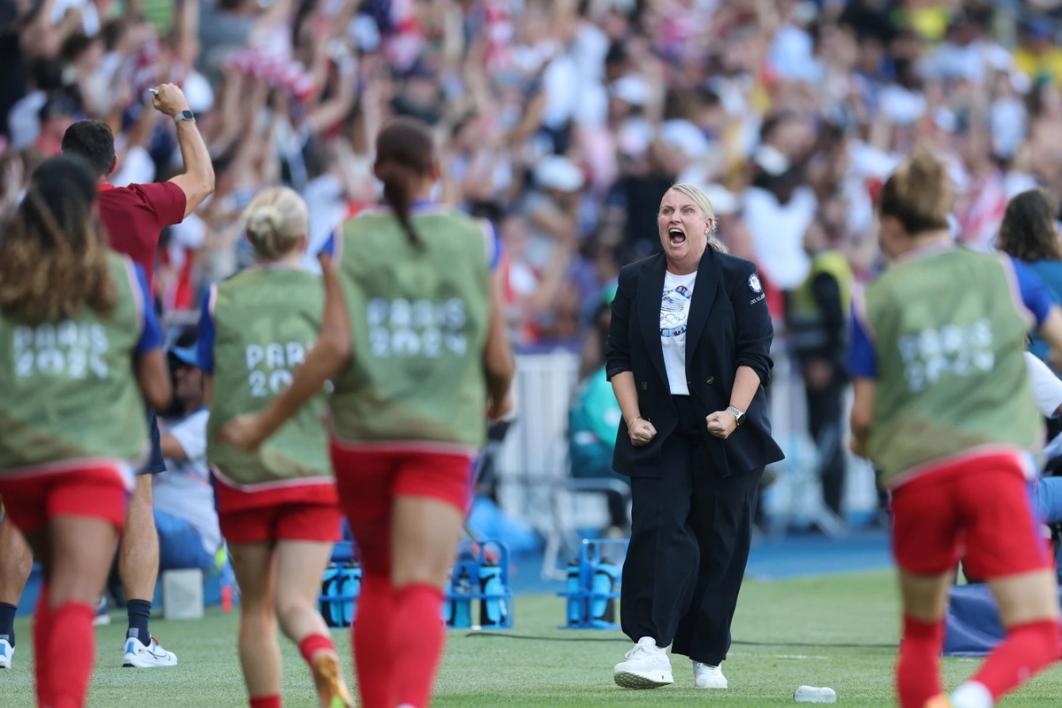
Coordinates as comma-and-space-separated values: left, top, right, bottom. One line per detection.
60, 84, 213, 667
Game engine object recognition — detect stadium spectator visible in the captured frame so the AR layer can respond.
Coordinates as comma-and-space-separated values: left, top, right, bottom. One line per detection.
786, 216, 853, 522
606, 182, 783, 690
154, 339, 218, 575
996, 188, 1062, 364
1021, 352, 1062, 533
569, 282, 628, 534
220, 117, 515, 708
199, 187, 352, 708
0, 154, 171, 707
849, 149, 1062, 708
60, 81, 213, 668
2, 5, 1062, 696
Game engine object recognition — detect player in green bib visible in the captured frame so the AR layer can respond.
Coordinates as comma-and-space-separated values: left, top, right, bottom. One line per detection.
848, 150, 1062, 708
0, 155, 171, 707
198, 187, 353, 708
221, 117, 515, 708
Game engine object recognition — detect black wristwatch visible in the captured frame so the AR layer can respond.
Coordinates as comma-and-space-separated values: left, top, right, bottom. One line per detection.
726, 406, 746, 426
173, 110, 195, 123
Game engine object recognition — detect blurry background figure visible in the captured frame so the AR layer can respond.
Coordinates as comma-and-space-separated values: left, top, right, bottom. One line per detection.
996, 189, 1062, 367
155, 334, 220, 576
2, 0, 1062, 547
786, 212, 852, 529
569, 282, 628, 536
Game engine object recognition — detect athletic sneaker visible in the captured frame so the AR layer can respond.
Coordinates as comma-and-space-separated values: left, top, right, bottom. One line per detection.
123, 636, 178, 668
613, 636, 673, 689
93, 596, 111, 626
0, 638, 12, 669
692, 661, 727, 689
310, 652, 354, 708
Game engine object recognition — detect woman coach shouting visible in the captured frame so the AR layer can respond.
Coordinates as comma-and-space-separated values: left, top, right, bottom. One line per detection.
606, 183, 783, 690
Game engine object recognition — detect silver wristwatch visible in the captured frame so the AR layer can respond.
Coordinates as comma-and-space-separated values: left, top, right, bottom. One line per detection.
726, 406, 746, 426
173, 110, 195, 123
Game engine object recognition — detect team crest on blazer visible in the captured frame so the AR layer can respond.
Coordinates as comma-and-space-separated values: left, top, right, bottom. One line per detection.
748, 274, 762, 293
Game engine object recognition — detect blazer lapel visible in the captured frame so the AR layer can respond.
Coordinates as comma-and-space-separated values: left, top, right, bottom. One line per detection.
637, 254, 670, 387
684, 248, 720, 369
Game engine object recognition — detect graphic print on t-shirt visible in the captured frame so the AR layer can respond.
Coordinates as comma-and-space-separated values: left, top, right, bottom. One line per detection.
660, 271, 697, 395
660, 280, 694, 337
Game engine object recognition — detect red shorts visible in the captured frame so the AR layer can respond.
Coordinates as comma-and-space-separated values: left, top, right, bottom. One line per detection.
891, 451, 1050, 578
330, 441, 474, 521
0, 462, 131, 534
219, 503, 342, 545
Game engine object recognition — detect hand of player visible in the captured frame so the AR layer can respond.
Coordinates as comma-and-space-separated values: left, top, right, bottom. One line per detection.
150, 83, 191, 117
487, 391, 514, 422
849, 435, 868, 459
706, 410, 737, 439
628, 417, 657, 446
218, 413, 268, 452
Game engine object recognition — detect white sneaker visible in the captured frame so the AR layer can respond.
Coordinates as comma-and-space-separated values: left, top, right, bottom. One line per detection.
693, 661, 727, 689
123, 636, 178, 668
0, 639, 12, 669
92, 597, 111, 626
613, 636, 673, 689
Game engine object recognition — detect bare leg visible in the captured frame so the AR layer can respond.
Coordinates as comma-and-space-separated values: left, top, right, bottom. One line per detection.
990, 569, 1061, 626
230, 542, 282, 701
898, 570, 951, 623
0, 515, 33, 658
120, 475, 159, 604
275, 540, 352, 707
274, 540, 334, 644
0, 515, 33, 605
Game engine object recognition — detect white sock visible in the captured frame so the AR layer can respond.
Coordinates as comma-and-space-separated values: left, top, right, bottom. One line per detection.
951, 681, 993, 708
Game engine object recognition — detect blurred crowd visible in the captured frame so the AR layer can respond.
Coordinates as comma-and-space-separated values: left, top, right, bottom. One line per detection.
1, 0, 1062, 353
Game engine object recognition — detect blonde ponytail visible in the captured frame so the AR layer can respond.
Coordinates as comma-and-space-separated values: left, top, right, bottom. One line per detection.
242, 187, 309, 261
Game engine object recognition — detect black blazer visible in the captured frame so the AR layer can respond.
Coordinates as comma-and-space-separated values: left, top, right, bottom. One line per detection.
605, 249, 785, 478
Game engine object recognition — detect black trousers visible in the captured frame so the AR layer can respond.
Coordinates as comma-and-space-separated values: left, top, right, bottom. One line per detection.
805, 380, 846, 516
620, 397, 762, 665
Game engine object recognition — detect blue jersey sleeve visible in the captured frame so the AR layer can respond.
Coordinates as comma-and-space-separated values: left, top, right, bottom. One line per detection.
133, 265, 163, 356
481, 219, 503, 273
1010, 257, 1055, 328
318, 227, 338, 259
848, 307, 877, 379
196, 294, 216, 375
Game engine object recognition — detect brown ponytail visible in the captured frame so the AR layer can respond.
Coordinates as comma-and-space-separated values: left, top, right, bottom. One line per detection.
374, 117, 437, 249
377, 161, 420, 248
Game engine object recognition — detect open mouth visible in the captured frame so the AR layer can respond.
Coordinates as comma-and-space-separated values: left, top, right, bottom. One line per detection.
668, 227, 686, 246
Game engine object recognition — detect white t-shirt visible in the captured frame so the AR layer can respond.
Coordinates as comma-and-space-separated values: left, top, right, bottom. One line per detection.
1024, 352, 1062, 418
743, 185, 816, 290
154, 409, 220, 555
660, 270, 697, 396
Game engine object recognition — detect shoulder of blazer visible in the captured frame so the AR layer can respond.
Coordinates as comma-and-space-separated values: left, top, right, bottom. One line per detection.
709, 251, 760, 292
617, 252, 665, 284
715, 251, 759, 288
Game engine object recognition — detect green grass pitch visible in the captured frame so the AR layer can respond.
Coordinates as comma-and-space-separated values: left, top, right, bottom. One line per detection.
5, 570, 1062, 706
